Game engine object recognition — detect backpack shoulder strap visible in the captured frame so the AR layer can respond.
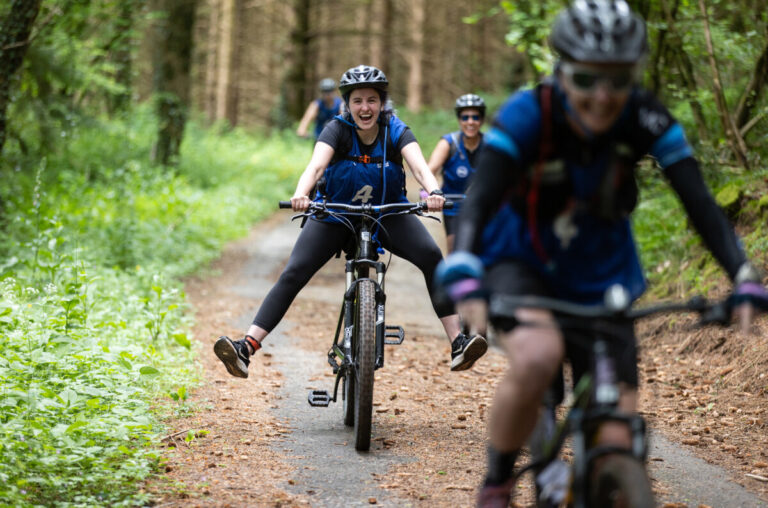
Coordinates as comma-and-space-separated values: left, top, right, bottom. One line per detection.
449, 131, 462, 159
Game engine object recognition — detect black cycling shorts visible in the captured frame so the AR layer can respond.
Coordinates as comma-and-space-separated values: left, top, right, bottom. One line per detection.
485, 260, 639, 388
442, 214, 458, 236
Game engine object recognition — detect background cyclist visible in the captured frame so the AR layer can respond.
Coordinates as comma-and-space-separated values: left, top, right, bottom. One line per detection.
215, 65, 488, 380
427, 94, 486, 252
296, 77, 343, 141
435, 1, 768, 505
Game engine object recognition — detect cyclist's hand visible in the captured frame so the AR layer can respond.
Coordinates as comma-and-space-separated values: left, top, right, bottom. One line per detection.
290, 195, 311, 212
732, 281, 768, 333
426, 193, 444, 212
435, 251, 485, 302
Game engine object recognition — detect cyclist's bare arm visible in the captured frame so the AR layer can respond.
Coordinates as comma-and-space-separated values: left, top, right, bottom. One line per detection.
292, 141, 335, 211
454, 148, 519, 252
401, 142, 443, 212
296, 100, 319, 137
426, 138, 451, 177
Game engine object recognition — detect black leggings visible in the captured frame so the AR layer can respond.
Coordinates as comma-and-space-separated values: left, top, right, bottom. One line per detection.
252, 215, 454, 332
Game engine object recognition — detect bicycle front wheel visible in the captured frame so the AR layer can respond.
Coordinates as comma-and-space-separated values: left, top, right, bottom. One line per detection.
353, 279, 376, 451
589, 454, 654, 508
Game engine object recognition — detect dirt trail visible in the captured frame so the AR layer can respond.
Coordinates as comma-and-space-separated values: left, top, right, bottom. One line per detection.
149, 206, 768, 507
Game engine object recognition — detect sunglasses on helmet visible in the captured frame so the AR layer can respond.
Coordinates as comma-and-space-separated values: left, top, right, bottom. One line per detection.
560, 63, 636, 93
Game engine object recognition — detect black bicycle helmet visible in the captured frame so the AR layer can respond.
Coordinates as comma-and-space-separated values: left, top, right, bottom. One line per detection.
454, 94, 486, 117
550, 0, 648, 63
338, 65, 389, 96
318, 78, 336, 92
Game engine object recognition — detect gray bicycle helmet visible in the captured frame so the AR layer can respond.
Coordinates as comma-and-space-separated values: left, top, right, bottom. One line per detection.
318, 78, 336, 92
338, 65, 389, 96
550, 0, 648, 63
454, 94, 486, 117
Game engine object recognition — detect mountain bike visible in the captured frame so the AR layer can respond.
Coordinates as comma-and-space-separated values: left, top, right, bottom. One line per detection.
278, 199, 449, 451
488, 286, 735, 507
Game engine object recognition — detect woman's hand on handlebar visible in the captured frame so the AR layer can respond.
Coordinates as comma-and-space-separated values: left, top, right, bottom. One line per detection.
290, 194, 311, 212
425, 193, 445, 213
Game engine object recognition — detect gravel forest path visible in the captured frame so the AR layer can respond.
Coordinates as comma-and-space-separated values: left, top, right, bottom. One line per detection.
150, 205, 768, 507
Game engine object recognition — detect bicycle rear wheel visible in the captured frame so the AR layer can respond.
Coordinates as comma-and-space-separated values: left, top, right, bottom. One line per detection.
353, 279, 376, 451
589, 454, 654, 508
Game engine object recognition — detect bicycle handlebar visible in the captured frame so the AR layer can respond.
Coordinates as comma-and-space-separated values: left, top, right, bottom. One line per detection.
489, 293, 732, 327
278, 200, 454, 212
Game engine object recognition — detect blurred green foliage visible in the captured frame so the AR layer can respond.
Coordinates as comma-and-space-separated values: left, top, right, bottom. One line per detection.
0, 105, 303, 505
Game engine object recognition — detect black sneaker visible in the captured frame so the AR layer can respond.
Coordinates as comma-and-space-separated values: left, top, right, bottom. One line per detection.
451, 333, 488, 371
214, 336, 250, 378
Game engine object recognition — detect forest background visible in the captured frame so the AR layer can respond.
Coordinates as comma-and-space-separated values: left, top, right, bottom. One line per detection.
0, 0, 767, 505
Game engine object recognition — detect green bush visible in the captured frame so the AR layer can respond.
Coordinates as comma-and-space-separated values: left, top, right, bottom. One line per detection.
0, 107, 303, 506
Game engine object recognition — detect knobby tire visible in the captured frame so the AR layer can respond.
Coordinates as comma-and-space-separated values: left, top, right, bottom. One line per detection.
589, 454, 655, 508
353, 280, 376, 451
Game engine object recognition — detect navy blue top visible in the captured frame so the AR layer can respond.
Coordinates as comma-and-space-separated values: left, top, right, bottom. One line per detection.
314, 97, 343, 139
473, 82, 696, 303
439, 131, 483, 217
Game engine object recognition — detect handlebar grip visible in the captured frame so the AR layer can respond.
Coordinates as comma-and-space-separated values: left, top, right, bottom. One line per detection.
444, 200, 455, 210
278, 201, 292, 209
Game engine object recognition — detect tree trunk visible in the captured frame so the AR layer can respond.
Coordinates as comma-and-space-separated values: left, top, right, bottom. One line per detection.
405, 0, 425, 111
152, 0, 197, 166
369, 0, 385, 70
698, 0, 749, 168
657, 0, 708, 142
734, 35, 768, 130
214, 0, 240, 126
284, 0, 311, 121
0, 0, 42, 153
107, 1, 135, 113
204, 0, 220, 123
381, 0, 393, 75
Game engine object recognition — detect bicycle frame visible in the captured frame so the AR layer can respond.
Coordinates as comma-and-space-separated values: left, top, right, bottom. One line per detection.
489, 290, 733, 507
278, 200, 448, 450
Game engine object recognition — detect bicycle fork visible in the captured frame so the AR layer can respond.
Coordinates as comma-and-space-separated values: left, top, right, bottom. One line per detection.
307, 258, 405, 407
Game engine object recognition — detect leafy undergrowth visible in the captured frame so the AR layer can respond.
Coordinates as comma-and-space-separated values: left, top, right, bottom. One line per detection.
633, 161, 768, 299
0, 109, 303, 506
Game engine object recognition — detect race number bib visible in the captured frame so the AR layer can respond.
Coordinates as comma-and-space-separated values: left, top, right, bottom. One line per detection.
352, 185, 374, 203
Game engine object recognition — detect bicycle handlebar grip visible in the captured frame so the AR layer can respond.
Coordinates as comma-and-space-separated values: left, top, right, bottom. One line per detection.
444, 200, 455, 210
278, 201, 292, 209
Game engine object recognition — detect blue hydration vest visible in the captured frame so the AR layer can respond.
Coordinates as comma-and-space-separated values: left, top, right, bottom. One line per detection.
319, 115, 409, 211
480, 82, 694, 304
440, 131, 482, 217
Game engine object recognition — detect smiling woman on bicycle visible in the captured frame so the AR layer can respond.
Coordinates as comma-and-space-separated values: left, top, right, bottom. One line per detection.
435, 1, 768, 505
215, 64, 487, 379
427, 93, 487, 252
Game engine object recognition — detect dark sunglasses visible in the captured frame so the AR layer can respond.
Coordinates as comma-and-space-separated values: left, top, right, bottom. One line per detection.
561, 63, 635, 92
460, 114, 481, 122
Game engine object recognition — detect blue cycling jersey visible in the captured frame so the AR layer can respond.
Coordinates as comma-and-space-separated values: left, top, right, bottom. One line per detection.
440, 131, 483, 217
479, 81, 694, 303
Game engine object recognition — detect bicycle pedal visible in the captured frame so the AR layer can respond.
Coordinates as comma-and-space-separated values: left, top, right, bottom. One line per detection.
384, 325, 405, 345
307, 390, 331, 407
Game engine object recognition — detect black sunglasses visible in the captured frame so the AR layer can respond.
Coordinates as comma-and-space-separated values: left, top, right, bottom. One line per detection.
460, 114, 481, 122
561, 63, 635, 92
